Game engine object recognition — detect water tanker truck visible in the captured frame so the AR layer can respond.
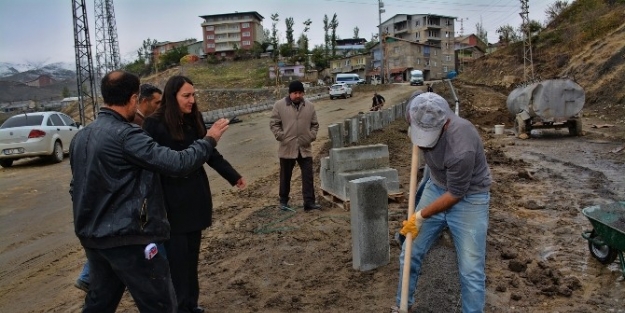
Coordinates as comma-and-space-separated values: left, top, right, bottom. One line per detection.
507, 79, 585, 137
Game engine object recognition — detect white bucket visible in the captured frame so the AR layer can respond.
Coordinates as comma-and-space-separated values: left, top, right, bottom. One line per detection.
494, 124, 505, 135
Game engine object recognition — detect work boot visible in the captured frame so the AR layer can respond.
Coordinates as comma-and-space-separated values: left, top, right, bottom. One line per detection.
279, 201, 290, 211
304, 203, 322, 211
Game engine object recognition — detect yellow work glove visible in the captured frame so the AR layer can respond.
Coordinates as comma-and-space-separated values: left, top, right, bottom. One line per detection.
400, 210, 425, 238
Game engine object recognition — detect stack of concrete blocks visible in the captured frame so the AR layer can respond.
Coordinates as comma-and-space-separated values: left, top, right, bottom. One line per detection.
326, 100, 411, 149
320, 144, 400, 203
349, 176, 389, 271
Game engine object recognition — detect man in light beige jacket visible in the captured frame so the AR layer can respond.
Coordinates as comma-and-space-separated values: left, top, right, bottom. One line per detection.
270, 81, 321, 211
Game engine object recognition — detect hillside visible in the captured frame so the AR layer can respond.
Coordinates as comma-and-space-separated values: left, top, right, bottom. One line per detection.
459, 0, 625, 123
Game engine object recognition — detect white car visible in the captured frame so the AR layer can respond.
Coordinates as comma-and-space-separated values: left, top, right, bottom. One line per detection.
329, 83, 353, 100
0, 111, 82, 168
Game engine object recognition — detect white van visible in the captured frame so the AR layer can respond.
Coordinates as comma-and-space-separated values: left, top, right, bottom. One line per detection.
335, 73, 361, 86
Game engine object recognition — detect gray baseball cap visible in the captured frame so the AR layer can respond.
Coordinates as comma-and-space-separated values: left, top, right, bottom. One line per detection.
407, 93, 452, 148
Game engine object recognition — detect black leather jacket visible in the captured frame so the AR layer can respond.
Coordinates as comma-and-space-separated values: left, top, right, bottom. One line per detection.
69, 108, 217, 249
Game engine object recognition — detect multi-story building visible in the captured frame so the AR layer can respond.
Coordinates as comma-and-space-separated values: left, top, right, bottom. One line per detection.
370, 37, 444, 81
329, 53, 371, 81
152, 39, 197, 63
455, 34, 487, 72
200, 11, 264, 58
379, 14, 456, 74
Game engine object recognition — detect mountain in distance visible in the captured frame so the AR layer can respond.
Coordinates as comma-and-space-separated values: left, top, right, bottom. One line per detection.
0, 61, 76, 81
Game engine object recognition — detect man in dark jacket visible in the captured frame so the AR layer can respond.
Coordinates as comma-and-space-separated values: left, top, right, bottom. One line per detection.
69, 70, 229, 313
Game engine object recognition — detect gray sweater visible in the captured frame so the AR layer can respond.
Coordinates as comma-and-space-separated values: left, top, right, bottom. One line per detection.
422, 114, 491, 198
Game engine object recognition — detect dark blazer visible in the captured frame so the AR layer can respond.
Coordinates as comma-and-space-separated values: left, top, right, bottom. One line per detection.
143, 114, 241, 233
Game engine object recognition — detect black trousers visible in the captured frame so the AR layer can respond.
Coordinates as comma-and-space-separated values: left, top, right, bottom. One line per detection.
279, 154, 315, 205
83, 245, 176, 313
165, 231, 202, 313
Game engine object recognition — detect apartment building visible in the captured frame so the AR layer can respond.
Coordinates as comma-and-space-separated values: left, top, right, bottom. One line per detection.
379, 14, 456, 74
371, 37, 444, 81
200, 11, 264, 58
455, 34, 487, 72
329, 53, 371, 80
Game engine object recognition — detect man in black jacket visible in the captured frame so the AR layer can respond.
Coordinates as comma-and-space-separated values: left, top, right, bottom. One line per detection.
69, 70, 229, 313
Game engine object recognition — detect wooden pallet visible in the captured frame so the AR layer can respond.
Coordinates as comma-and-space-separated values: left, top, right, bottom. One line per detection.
321, 189, 405, 211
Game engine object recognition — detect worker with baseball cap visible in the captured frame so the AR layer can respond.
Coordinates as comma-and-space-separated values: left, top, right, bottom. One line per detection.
392, 92, 492, 313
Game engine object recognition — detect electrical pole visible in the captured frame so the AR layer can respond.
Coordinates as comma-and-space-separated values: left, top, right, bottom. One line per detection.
72, 0, 98, 126
378, 0, 385, 84
94, 0, 121, 88
520, 0, 535, 81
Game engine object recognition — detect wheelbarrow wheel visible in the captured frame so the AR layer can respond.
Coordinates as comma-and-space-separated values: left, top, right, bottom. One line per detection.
588, 230, 618, 264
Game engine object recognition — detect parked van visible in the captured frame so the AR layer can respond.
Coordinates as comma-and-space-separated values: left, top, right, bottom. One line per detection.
410, 70, 424, 86
335, 73, 361, 86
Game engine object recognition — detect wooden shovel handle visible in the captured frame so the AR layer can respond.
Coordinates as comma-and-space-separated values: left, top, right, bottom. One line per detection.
399, 145, 419, 312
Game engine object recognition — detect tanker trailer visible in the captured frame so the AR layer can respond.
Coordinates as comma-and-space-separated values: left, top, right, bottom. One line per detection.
507, 79, 585, 137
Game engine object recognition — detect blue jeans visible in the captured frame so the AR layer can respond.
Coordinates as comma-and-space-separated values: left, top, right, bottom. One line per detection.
78, 243, 166, 284
396, 180, 490, 313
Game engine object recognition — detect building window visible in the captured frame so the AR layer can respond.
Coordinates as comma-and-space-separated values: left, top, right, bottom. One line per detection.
207, 35, 214, 39
433, 61, 437, 67
242, 22, 250, 28
206, 26, 214, 31
299, 68, 304, 73
416, 58, 420, 65
242, 40, 251, 46
415, 21, 420, 26
434, 50, 437, 56
242, 32, 251, 37
443, 66, 448, 72
446, 55, 451, 61
207, 43, 215, 48
394, 47, 400, 53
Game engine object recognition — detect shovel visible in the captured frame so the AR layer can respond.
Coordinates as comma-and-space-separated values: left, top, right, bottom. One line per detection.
399, 145, 419, 312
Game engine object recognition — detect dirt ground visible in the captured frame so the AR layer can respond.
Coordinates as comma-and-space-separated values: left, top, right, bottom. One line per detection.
0, 83, 624, 313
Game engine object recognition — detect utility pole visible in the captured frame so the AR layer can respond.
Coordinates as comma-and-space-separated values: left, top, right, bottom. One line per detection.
378, 0, 385, 84
520, 0, 535, 81
72, 0, 98, 126
94, 0, 121, 88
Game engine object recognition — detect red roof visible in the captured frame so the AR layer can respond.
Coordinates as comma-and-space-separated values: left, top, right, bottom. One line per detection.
390, 67, 408, 74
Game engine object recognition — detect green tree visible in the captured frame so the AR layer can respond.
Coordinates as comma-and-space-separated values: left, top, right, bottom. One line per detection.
311, 45, 329, 72
353, 26, 359, 39
496, 24, 521, 44
61, 86, 70, 98
323, 14, 330, 58
158, 46, 188, 70
285, 17, 295, 46
261, 29, 271, 52
545, 0, 569, 23
475, 20, 488, 45
270, 13, 280, 61
330, 14, 339, 57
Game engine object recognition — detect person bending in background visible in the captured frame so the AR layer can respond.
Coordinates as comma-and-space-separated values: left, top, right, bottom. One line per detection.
143, 75, 246, 313
371, 92, 386, 111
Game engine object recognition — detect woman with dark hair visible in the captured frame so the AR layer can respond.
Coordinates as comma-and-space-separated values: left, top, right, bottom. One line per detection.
143, 75, 246, 313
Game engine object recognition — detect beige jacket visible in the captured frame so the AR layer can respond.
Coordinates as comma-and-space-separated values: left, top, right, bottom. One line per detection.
270, 96, 319, 158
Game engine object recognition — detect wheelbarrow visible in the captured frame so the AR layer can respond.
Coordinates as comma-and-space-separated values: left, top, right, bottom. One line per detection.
581, 201, 625, 278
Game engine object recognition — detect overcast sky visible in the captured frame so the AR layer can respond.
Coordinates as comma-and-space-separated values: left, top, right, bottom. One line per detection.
0, 0, 555, 65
